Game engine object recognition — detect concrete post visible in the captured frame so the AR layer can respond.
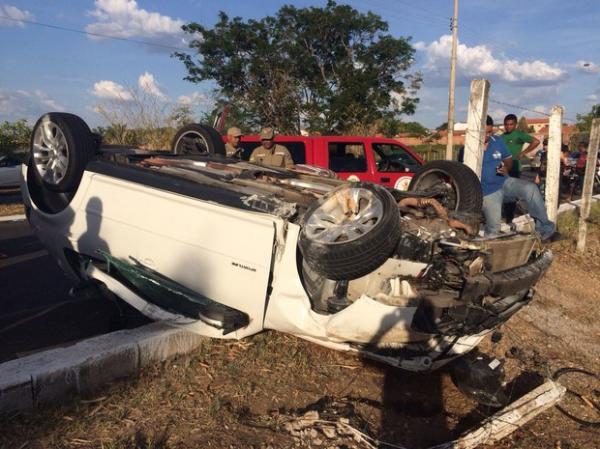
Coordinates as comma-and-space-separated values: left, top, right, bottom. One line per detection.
445, 0, 459, 161
545, 105, 563, 223
576, 118, 600, 252
463, 79, 490, 178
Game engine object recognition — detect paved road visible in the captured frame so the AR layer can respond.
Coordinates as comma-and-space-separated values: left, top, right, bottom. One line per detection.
0, 220, 148, 362
0, 188, 21, 206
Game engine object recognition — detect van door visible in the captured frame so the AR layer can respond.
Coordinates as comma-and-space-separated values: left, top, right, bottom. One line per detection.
325, 141, 371, 182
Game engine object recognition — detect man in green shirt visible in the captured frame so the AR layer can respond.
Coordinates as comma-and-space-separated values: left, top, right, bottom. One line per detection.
501, 114, 540, 178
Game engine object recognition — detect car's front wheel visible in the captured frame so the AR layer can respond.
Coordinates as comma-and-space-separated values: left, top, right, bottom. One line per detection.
299, 183, 401, 280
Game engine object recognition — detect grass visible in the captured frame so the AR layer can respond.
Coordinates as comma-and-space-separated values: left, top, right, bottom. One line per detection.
557, 202, 600, 239
0, 202, 24, 217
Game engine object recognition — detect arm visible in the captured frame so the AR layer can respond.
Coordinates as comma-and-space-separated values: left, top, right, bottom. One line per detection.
517, 134, 540, 159
501, 156, 513, 174
280, 145, 294, 168
497, 137, 513, 174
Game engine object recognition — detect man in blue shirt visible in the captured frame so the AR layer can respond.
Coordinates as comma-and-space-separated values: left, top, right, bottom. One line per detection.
480, 116, 559, 242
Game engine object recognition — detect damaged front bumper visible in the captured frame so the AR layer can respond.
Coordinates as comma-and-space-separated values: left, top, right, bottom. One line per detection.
412, 250, 553, 336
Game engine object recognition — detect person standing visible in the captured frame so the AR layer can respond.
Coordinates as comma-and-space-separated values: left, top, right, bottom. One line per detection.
249, 127, 294, 169
225, 126, 244, 159
501, 114, 540, 178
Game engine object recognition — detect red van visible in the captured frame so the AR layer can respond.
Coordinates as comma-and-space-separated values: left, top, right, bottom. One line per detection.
234, 135, 423, 190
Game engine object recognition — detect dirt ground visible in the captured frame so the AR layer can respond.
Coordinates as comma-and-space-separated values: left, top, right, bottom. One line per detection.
1, 224, 599, 449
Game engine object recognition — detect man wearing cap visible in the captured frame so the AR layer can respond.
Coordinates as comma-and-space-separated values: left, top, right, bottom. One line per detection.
250, 127, 294, 169
225, 126, 243, 159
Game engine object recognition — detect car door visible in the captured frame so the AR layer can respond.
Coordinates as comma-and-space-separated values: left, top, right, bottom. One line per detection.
371, 142, 423, 190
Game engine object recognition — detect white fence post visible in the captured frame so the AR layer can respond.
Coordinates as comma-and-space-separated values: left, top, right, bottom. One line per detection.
463, 79, 490, 178
576, 118, 600, 252
545, 105, 563, 223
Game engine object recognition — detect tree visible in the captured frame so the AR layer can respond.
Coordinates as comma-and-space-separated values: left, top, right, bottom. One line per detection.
398, 121, 429, 137
570, 104, 600, 147
0, 119, 31, 157
517, 116, 530, 132
575, 104, 600, 134
176, 1, 421, 134
436, 122, 448, 131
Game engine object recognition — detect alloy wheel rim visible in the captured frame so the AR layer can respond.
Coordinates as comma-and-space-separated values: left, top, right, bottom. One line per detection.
32, 119, 69, 186
305, 188, 383, 244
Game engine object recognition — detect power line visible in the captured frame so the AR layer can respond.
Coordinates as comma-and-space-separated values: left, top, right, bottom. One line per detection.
0, 14, 190, 52
489, 99, 577, 123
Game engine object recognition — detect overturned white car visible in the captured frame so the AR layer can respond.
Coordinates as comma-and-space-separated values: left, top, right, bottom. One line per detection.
22, 113, 552, 375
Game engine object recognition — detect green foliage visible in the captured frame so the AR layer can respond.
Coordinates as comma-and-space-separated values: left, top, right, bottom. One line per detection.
0, 119, 31, 157
517, 116, 529, 132
576, 103, 600, 134
398, 121, 429, 137
168, 104, 195, 128
436, 122, 448, 131
176, 0, 420, 134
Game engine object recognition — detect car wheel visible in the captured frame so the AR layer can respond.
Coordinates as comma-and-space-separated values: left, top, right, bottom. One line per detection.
30, 113, 96, 193
408, 160, 482, 213
171, 124, 226, 156
299, 183, 401, 280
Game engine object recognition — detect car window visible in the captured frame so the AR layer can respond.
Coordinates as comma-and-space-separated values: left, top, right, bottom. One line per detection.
372, 143, 420, 172
240, 141, 306, 164
0, 157, 20, 168
328, 142, 367, 173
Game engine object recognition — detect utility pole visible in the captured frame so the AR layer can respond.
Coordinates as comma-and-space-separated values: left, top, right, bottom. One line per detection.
445, 0, 459, 160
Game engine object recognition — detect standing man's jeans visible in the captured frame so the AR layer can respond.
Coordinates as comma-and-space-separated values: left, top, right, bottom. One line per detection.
482, 177, 555, 238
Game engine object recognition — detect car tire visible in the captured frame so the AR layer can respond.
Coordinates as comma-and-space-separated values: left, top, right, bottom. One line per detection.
171, 124, 226, 156
408, 160, 482, 214
30, 113, 96, 193
299, 183, 401, 280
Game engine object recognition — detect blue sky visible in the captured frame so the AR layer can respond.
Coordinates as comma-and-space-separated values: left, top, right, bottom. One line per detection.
1, 0, 599, 130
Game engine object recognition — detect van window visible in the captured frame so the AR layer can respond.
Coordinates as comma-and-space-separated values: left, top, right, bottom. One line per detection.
372, 143, 420, 172
328, 143, 367, 172
240, 141, 306, 164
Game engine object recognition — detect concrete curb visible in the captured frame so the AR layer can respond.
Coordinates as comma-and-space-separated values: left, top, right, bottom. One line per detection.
0, 214, 26, 222
0, 322, 207, 413
557, 193, 600, 215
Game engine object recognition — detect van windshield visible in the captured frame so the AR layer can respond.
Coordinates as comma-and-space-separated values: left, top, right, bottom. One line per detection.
372, 143, 421, 172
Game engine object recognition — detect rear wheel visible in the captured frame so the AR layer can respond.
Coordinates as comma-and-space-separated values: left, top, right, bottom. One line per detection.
408, 160, 482, 213
171, 124, 225, 156
299, 183, 401, 280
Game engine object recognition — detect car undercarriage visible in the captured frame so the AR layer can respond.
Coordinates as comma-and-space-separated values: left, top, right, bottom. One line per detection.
22, 114, 553, 399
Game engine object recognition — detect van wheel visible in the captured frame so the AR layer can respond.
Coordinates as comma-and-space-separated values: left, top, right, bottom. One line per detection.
30, 113, 96, 193
299, 183, 401, 280
171, 124, 225, 156
408, 160, 482, 214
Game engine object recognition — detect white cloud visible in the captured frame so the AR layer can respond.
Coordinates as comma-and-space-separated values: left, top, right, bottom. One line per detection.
85, 0, 186, 50
177, 91, 212, 107
416, 35, 568, 87
138, 72, 166, 99
91, 80, 133, 101
0, 4, 34, 27
574, 60, 600, 74
586, 94, 599, 102
0, 88, 64, 122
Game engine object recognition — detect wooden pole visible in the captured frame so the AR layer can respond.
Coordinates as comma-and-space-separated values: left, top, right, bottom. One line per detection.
576, 118, 600, 252
445, 0, 459, 161
463, 79, 489, 178
545, 105, 563, 223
